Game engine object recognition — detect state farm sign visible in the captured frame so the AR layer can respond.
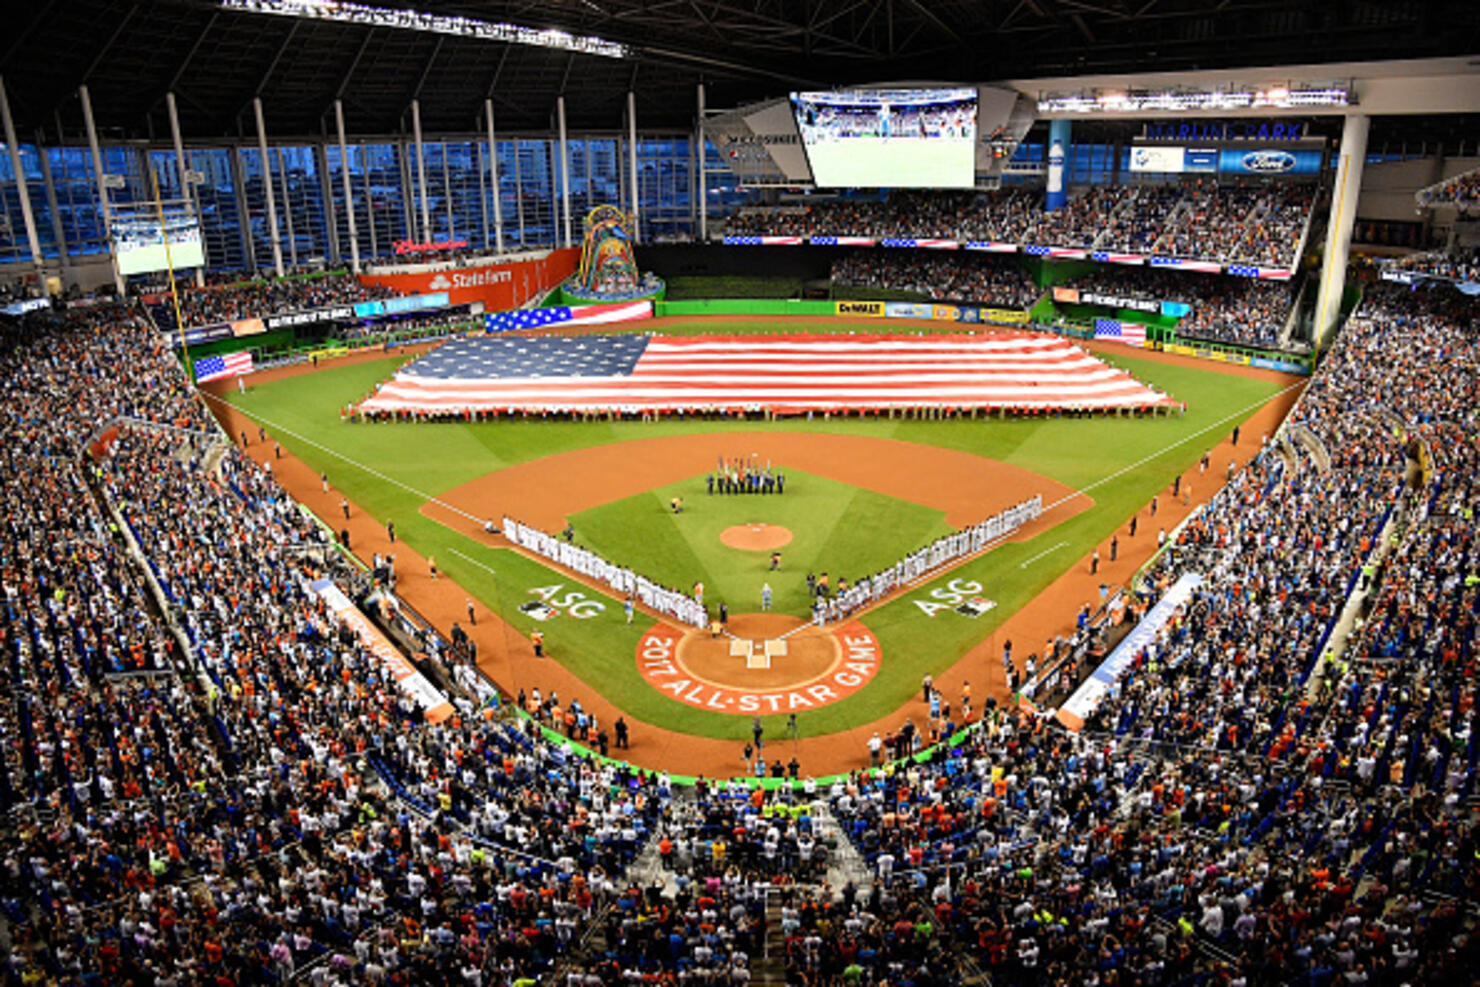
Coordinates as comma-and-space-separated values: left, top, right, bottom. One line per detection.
427, 269, 513, 291
357, 248, 579, 311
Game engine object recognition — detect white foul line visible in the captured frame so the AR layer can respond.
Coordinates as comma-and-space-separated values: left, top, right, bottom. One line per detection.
1040, 378, 1306, 514
201, 391, 485, 525
1019, 540, 1069, 570
449, 547, 498, 576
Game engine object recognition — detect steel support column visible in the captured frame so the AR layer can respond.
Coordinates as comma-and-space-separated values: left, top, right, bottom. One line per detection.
0, 75, 45, 273
252, 97, 284, 276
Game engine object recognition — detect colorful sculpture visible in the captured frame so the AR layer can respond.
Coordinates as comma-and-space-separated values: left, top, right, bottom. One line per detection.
562, 205, 664, 302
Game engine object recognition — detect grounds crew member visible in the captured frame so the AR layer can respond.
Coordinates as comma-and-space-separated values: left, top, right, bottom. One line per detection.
530, 629, 544, 657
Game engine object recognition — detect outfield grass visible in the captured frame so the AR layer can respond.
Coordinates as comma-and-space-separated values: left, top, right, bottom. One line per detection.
224, 331, 1294, 742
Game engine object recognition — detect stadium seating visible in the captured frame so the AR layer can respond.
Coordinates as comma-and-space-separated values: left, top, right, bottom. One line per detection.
1416, 168, 1480, 209
0, 277, 1476, 984
830, 251, 1040, 309
1059, 266, 1297, 348
726, 183, 1315, 269
149, 271, 397, 330
1385, 245, 1480, 284
824, 281, 1480, 984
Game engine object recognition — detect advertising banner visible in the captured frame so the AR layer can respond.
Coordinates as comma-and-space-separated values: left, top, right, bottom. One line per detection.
931, 304, 960, 321
1184, 148, 1219, 173
1080, 291, 1159, 313
984, 308, 1029, 324
172, 324, 234, 348
884, 301, 933, 320
383, 292, 451, 315
835, 300, 884, 317
1052, 286, 1080, 304
1057, 572, 1203, 729
1160, 301, 1192, 318
1249, 356, 1311, 374
956, 306, 981, 324
0, 298, 49, 315
312, 579, 454, 724
354, 301, 385, 318
1129, 145, 1187, 173
357, 248, 579, 311
264, 305, 354, 330
230, 318, 266, 338
1218, 148, 1323, 176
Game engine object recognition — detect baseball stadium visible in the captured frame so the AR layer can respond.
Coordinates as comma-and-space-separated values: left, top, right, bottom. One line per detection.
0, 3, 1477, 984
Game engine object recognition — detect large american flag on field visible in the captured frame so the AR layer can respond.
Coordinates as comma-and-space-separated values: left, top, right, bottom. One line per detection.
195, 350, 254, 383
1093, 319, 1147, 347
354, 332, 1174, 414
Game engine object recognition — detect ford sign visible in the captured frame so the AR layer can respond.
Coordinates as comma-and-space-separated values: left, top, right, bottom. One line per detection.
1241, 150, 1297, 173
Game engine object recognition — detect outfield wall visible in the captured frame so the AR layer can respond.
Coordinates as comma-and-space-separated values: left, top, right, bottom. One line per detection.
358, 247, 580, 310
639, 243, 842, 282
655, 298, 836, 317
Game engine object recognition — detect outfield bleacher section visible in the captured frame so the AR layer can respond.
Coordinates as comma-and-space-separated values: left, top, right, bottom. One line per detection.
726, 182, 1315, 275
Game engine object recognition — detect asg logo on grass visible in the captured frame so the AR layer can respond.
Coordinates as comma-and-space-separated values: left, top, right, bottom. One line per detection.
1241, 150, 1296, 173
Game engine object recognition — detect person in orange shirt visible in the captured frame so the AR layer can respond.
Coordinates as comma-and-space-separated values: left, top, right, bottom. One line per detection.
531, 630, 544, 657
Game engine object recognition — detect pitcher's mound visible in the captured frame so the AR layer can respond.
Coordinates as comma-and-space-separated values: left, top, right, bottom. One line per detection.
720, 523, 793, 551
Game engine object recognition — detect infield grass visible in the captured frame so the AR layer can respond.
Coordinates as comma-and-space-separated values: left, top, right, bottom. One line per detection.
572, 469, 953, 617
221, 325, 1297, 742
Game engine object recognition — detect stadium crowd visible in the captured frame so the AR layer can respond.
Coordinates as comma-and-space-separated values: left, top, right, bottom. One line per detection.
1054, 264, 1297, 349
830, 251, 1040, 308
728, 189, 1041, 243
1385, 245, 1480, 284
820, 280, 1480, 986
1417, 167, 1480, 209
151, 272, 396, 330
0, 264, 1476, 985
727, 182, 1314, 267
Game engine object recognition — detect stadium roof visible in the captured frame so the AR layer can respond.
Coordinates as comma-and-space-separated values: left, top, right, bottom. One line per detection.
3, 0, 1478, 141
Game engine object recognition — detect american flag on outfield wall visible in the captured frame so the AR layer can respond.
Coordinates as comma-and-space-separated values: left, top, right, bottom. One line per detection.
1150, 256, 1225, 274
484, 301, 652, 333
722, 235, 804, 245
1226, 264, 1294, 280
1090, 251, 1146, 266
194, 350, 254, 383
808, 236, 876, 246
880, 238, 959, 249
1093, 319, 1147, 347
1023, 245, 1088, 259
354, 332, 1175, 414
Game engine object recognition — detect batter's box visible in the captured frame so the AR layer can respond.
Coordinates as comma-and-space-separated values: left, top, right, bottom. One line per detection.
764, 639, 787, 658
729, 638, 752, 658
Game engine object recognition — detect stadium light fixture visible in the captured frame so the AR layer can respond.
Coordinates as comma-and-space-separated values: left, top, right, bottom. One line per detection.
220, 0, 631, 59
1038, 84, 1351, 114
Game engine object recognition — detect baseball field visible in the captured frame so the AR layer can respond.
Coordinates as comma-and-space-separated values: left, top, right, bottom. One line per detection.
211, 316, 1302, 776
